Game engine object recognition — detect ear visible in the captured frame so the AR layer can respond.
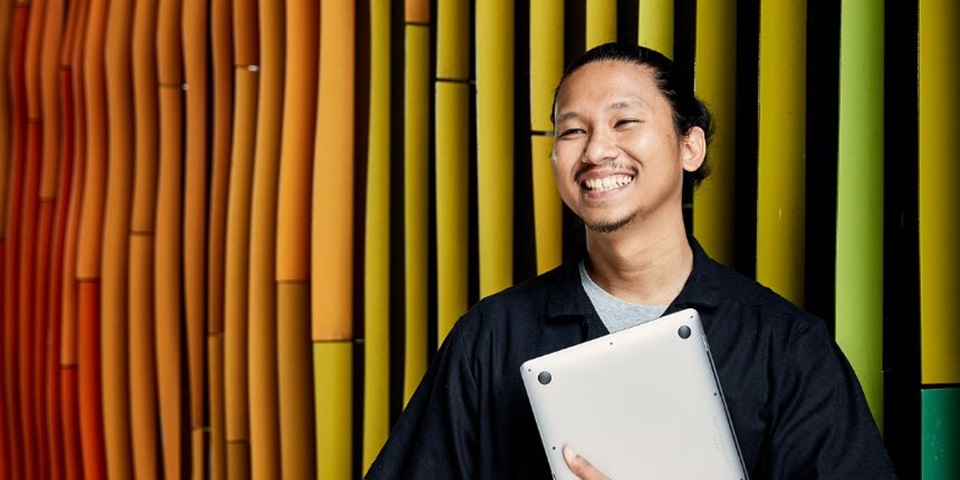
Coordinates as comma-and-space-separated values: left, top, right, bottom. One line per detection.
680, 126, 706, 173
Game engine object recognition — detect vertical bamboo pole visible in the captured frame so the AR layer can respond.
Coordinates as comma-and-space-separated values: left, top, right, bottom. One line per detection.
22, 0, 46, 477
362, 0, 391, 471
529, 0, 563, 274
156, 0, 186, 476
0, 2, 16, 476
247, 1, 283, 478
692, 0, 737, 265
224, 0, 256, 478
756, 0, 806, 305
60, 1, 90, 478
102, 0, 135, 477
181, 2, 209, 477
402, 0, 430, 403
435, 0, 469, 344
40, 0, 66, 478
77, 0, 109, 475
208, 0, 236, 477
586, 0, 616, 48
313, 1, 355, 476
277, 0, 318, 477
476, 0, 514, 297
637, 0, 674, 57
129, 0, 161, 478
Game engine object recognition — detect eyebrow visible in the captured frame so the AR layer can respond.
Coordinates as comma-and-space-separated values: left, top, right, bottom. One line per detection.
554, 99, 640, 124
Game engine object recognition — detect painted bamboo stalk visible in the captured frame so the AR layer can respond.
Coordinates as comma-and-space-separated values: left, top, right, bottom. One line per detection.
586, 0, 616, 48
277, 0, 318, 477
402, 0, 429, 404
362, 0, 391, 472
129, 0, 161, 477
529, 0, 563, 275
247, 1, 283, 477
0, 1, 16, 476
313, 0, 355, 476
102, 0, 135, 477
39, 0, 66, 478
60, 1, 91, 478
156, 0, 186, 476
637, 0, 674, 57
224, 1, 256, 478
207, 0, 235, 477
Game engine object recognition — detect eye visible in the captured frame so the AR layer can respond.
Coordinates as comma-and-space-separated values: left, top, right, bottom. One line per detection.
557, 127, 586, 139
614, 118, 640, 128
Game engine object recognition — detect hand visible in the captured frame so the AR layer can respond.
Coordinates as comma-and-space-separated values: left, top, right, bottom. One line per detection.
563, 446, 611, 480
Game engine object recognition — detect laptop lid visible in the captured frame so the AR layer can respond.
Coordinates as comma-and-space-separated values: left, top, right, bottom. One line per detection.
520, 308, 747, 479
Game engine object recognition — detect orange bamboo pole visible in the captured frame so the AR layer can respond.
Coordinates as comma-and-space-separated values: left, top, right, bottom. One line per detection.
277, 0, 318, 477
23, 0, 47, 477
102, 0, 135, 477
207, 0, 235, 477
223, 0, 255, 478
312, 1, 355, 477
39, 0, 65, 478
76, 0, 109, 475
60, 1, 90, 478
247, 1, 283, 477
0, 0, 15, 476
181, 2, 209, 478
156, 0, 186, 477
129, 0, 160, 478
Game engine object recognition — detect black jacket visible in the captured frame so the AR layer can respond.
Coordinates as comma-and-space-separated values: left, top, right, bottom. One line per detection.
368, 239, 897, 479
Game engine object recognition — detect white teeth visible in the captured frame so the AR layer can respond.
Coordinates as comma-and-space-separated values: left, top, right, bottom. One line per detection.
583, 174, 634, 191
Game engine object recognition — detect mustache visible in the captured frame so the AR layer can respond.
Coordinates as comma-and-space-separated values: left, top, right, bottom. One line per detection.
574, 161, 638, 182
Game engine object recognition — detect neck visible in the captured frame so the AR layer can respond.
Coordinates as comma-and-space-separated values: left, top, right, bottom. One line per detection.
584, 216, 692, 306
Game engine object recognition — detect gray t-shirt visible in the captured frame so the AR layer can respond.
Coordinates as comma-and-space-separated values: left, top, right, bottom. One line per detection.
579, 261, 667, 333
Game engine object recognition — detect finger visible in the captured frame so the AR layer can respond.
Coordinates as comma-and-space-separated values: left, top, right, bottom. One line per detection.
563, 446, 610, 480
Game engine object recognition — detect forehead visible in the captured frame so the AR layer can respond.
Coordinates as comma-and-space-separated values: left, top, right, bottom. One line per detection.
554, 60, 666, 115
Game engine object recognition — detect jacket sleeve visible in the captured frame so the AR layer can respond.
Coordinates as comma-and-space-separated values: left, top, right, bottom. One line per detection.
767, 319, 897, 479
365, 318, 480, 479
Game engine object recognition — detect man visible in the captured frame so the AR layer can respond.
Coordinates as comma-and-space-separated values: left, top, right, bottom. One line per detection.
367, 43, 896, 479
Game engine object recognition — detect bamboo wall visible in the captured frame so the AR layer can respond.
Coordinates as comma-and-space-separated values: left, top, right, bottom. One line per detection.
0, 0, 955, 479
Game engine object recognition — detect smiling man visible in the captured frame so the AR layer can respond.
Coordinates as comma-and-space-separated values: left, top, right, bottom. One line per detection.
367, 43, 896, 479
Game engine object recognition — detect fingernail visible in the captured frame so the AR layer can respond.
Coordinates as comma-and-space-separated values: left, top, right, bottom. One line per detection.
563, 446, 577, 462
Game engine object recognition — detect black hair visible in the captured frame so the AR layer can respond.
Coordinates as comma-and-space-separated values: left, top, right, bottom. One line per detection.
552, 43, 715, 187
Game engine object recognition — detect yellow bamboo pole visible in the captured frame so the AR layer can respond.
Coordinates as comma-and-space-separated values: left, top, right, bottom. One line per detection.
312, 1, 355, 477
586, 0, 616, 49
156, 0, 185, 476
435, 0, 469, 345
637, 0, 674, 58
362, 0, 391, 471
129, 0, 161, 478
39, 0, 65, 477
224, 1, 257, 478
529, 0, 563, 274
102, 0, 135, 477
247, 1, 283, 478
756, 0, 806, 305
692, 0, 737, 265
919, 0, 960, 384
77, 0, 109, 475
476, 0, 514, 296
277, 0, 318, 477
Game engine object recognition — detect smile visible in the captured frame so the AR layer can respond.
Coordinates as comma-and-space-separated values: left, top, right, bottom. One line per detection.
581, 174, 634, 192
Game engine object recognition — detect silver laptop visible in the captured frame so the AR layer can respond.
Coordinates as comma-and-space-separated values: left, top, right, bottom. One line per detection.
520, 308, 747, 479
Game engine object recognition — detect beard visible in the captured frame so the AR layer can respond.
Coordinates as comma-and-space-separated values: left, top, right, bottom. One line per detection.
582, 207, 645, 233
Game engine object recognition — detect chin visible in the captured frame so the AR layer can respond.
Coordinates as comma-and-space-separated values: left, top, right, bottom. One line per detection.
584, 212, 639, 234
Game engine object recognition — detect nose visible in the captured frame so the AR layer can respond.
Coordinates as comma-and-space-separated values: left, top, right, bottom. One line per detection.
582, 128, 619, 164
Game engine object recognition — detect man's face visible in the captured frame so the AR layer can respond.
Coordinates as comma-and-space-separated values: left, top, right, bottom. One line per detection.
551, 61, 702, 234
